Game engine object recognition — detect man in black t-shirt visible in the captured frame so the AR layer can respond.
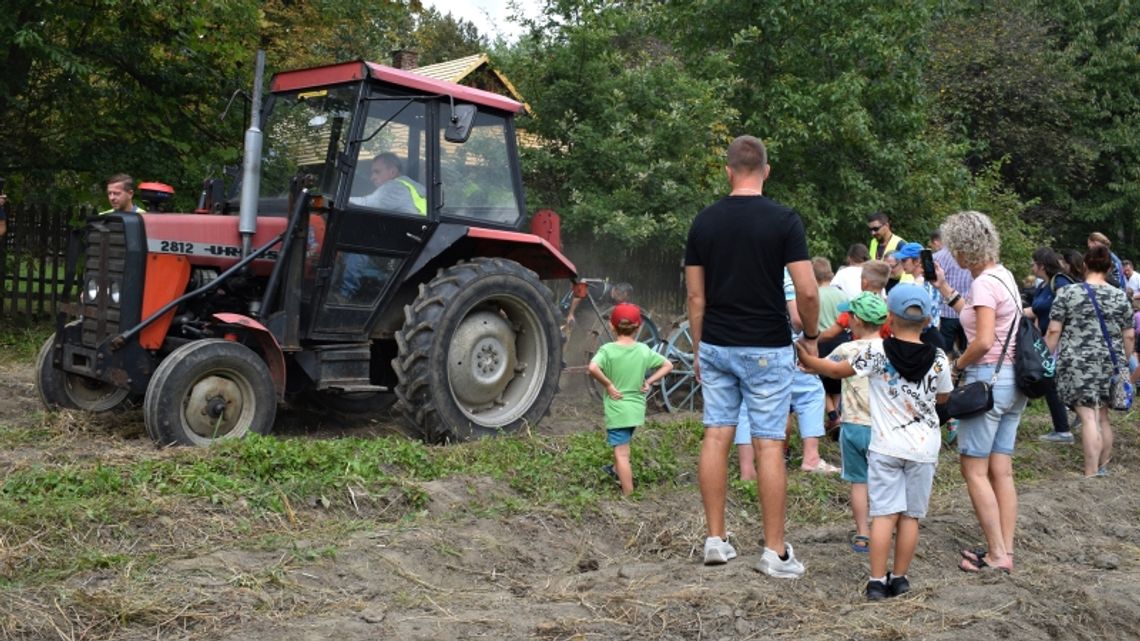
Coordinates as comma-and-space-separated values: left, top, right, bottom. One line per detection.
684, 135, 819, 577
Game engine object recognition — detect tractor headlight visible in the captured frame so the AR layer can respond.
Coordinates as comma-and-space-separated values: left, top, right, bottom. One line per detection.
84, 278, 100, 303
109, 280, 121, 305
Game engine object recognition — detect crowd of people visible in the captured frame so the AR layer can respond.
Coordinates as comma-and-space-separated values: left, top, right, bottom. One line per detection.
589, 134, 1136, 600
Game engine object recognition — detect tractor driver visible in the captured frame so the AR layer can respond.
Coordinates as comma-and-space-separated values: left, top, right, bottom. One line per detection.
348, 153, 427, 215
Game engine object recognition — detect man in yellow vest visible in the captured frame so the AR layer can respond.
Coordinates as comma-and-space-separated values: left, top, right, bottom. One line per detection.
349, 153, 426, 215
867, 212, 903, 260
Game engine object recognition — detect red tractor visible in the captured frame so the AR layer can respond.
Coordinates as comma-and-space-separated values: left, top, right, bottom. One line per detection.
36, 55, 575, 445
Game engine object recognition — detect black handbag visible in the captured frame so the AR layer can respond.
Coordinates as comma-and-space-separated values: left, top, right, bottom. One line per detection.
945, 292, 1016, 419
991, 276, 1056, 398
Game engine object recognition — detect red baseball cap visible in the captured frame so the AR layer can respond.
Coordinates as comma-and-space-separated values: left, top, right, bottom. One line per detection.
610, 303, 642, 328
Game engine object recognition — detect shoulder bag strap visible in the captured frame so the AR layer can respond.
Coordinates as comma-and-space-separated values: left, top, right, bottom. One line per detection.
983, 273, 1019, 381
1080, 283, 1123, 376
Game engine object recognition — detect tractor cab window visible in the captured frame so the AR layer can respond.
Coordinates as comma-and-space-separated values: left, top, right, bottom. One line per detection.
260, 85, 358, 198
347, 96, 428, 217
438, 108, 523, 225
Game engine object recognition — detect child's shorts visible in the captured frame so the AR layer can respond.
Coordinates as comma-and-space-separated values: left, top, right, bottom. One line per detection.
839, 422, 871, 483
607, 427, 636, 447
867, 451, 935, 519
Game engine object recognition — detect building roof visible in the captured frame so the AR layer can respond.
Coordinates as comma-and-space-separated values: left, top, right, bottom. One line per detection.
413, 53, 529, 112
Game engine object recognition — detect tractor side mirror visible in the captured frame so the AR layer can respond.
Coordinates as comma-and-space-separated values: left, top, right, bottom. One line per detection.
445, 104, 477, 143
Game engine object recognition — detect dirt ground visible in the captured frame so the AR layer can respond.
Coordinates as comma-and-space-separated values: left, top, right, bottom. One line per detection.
2, 360, 1139, 641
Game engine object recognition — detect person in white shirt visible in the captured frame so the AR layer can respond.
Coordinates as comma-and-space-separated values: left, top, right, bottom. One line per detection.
349, 153, 426, 215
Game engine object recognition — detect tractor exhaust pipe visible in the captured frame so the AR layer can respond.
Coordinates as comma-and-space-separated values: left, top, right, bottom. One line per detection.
238, 50, 266, 257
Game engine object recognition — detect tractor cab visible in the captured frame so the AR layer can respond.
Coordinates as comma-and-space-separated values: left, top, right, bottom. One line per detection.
257, 62, 530, 338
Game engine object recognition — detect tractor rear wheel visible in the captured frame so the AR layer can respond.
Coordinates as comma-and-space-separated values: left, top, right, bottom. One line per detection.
35, 333, 130, 412
393, 258, 561, 443
143, 339, 276, 446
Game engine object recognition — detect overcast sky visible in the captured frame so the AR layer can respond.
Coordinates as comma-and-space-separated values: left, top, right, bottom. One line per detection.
423, 0, 541, 42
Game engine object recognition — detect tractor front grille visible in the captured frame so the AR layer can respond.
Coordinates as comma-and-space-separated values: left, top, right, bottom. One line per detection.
80, 220, 128, 348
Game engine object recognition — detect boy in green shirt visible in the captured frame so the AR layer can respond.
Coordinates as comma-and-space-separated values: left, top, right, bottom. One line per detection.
588, 303, 673, 495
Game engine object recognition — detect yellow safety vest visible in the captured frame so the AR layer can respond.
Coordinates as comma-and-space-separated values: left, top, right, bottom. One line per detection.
395, 177, 427, 215
869, 234, 903, 260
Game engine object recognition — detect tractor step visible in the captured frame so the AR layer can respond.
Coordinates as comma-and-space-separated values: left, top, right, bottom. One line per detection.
296, 343, 383, 392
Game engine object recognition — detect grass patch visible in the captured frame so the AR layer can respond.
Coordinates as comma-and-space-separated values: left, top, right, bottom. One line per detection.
0, 321, 51, 364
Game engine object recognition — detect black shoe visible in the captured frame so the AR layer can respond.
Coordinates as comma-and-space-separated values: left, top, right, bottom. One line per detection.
602, 464, 619, 482
888, 574, 910, 597
865, 579, 889, 601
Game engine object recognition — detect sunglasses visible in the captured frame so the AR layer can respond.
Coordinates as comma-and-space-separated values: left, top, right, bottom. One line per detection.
868, 225, 882, 232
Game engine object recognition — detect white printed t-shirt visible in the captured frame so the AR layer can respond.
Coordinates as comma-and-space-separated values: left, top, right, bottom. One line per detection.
829, 340, 874, 427
847, 339, 953, 464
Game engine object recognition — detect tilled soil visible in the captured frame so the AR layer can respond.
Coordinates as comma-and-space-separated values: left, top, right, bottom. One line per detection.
1, 362, 1138, 641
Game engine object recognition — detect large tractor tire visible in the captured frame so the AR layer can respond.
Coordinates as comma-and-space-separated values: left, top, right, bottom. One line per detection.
394, 258, 562, 443
36, 333, 130, 412
143, 339, 276, 446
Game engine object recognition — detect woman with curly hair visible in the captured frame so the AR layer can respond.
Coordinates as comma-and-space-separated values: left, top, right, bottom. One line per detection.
1045, 245, 1134, 478
934, 211, 1025, 574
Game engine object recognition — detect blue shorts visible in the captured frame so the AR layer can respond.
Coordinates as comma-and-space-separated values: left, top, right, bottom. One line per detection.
957, 364, 1027, 457
607, 427, 635, 447
839, 422, 871, 483
789, 369, 825, 439
701, 343, 795, 440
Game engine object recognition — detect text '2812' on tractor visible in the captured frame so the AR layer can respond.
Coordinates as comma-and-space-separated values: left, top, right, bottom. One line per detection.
36, 54, 576, 446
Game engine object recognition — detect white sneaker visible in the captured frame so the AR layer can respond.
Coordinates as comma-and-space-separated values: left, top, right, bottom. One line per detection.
756, 543, 805, 578
703, 536, 737, 565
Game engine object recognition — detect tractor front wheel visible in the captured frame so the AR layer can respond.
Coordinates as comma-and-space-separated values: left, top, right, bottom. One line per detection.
394, 258, 561, 443
35, 333, 130, 412
143, 339, 276, 446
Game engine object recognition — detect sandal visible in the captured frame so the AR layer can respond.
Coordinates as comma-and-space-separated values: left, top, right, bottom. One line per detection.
959, 551, 1012, 574
960, 547, 986, 565
802, 460, 840, 474
850, 534, 870, 553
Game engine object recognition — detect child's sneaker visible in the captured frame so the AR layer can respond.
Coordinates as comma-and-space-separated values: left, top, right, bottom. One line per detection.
865, 578, 890, 600
702, 536, 737, 565
756, 543, 805, 578
601, 464, 619, 482
888, 573, 911, 597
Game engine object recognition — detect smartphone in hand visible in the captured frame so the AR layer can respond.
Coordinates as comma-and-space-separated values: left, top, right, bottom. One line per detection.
921, 249, 937, 282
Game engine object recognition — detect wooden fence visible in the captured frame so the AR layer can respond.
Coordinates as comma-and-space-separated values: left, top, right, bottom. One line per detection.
555, 230, 688, 326
0, 204, 90, 320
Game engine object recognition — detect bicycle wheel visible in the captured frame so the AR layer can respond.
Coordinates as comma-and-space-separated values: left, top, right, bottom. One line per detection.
659, 320, 702, 413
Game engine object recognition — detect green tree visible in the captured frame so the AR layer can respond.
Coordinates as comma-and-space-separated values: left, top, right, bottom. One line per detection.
926, 2, 1092, 241
503, 3, 736, 246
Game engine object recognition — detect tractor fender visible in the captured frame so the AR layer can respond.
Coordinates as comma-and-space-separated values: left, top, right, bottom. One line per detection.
211, 313, 286, 400
402, 223, 577, 283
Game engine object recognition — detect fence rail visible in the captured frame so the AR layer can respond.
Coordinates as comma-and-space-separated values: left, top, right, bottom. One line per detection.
0, 204, 91, 320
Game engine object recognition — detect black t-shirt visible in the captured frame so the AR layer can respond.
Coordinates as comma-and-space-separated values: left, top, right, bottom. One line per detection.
684, 195, 810, 347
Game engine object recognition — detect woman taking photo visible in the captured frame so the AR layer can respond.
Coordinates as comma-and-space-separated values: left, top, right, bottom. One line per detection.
1024, 248, 1076, 443
935, 211, 1025, 574
1045, 245, 1134, 478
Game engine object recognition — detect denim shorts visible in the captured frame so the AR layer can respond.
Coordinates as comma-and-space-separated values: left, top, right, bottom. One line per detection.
956, 364, 1027, 457
839, 422, 871, 483
867, 451, 935, 518
790, 369, 825, 438
607, 427, 635, 447
701, 343, 795, 440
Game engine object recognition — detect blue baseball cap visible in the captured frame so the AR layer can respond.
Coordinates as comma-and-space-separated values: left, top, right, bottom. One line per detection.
894, 242, 924, 260
887, 283, 932, 321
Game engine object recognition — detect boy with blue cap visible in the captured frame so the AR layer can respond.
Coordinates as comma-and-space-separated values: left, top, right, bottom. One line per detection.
796, 283, 953, 600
